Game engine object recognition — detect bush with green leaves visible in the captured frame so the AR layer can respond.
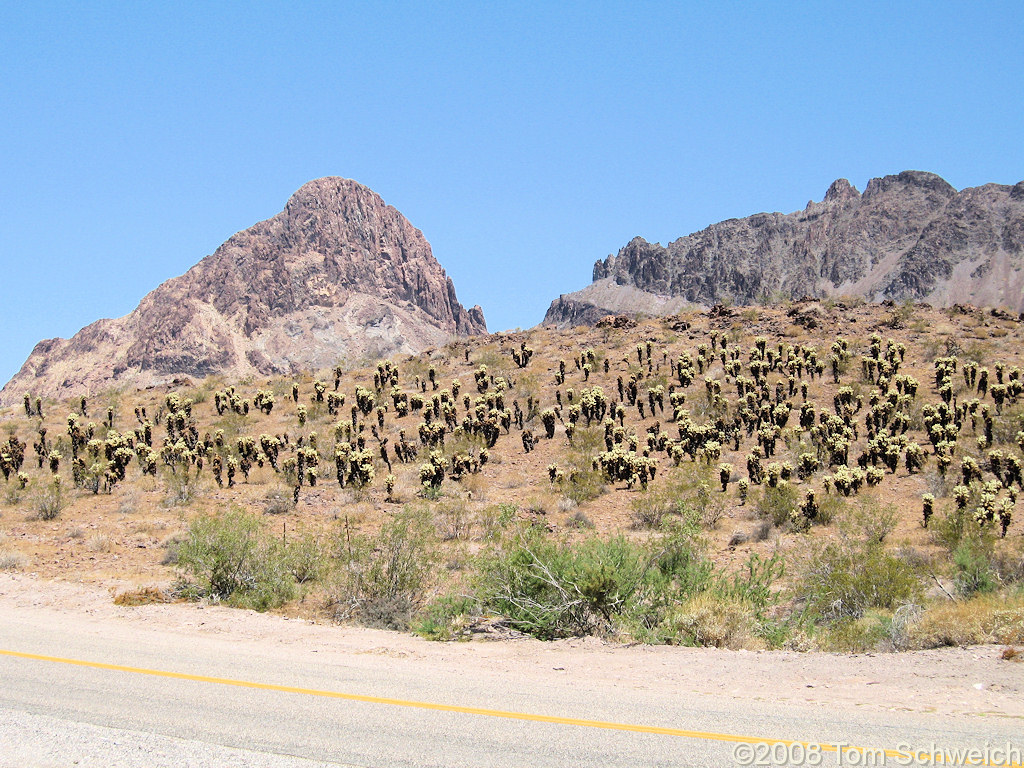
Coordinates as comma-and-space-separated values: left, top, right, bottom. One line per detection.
163, 462, 203, 506
630, 464, 723, 530
479, 529, 667, 639
755, 482, 799, 528
797, 524, 922, 621
33, 476, 68, 520
951, 536, 1000, 598
931, 499, 974, 551
479, 525, 782, 643
328, 508, 435, 629
412, 594, 480, 640
175, 508, 298, 611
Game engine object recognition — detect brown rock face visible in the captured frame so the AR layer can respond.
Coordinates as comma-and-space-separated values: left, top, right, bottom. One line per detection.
544, 171, 1024, 326
4, 178, 485, 400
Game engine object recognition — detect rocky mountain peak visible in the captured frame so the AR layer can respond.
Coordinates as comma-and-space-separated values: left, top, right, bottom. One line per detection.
4, 178, 485, 401
823, 178, 860, 204
545, 170, 1024, 327
862, 170, 957, 201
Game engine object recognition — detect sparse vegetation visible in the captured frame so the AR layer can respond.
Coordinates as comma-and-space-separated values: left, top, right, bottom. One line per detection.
0, 533, 28, 571
4, 301, 1024, 651
175, 508, 300, 611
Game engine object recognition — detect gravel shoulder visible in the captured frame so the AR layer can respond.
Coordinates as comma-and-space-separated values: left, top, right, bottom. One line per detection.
2, 572, 1022, 724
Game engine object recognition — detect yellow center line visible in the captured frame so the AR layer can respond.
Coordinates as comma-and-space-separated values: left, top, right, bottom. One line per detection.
1, 647, 1018, 767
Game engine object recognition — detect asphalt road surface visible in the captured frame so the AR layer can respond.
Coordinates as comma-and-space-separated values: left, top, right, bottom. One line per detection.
1, 592, 1021, 767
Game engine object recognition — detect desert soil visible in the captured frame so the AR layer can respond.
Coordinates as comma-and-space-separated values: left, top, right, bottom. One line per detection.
2, 572, 1022, 723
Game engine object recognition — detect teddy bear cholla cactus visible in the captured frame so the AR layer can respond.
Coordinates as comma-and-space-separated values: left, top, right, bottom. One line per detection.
718, 463, 732, 492
354, 386, 376, 416
540, 409, 557, 439
253, 390, 275, 415
0, 436, 27, 482
799, 489, 818, 523
596, 446, 656, 489
521, 429, 536, 454
511, 342, 533, 368
339, 448, 374, 488
921, 494, 935, 528
449, 452, 480, 481
418, 451, 447, 489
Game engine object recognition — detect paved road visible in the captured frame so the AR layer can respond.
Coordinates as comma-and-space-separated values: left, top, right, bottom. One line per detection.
1, 603, 1020, 767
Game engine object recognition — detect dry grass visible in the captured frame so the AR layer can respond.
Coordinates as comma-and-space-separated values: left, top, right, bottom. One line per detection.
86, 534, 113, 553
112, 586, 172, 606
0, 532, 28, 570
905, 596, 1024, 649
658, 593, 764, 650
0, 549, 29, 571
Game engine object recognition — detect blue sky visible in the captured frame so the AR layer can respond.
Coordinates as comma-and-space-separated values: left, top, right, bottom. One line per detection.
1, 1, 1021, 386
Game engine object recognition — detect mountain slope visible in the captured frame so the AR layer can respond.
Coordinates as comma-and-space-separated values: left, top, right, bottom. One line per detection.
544, 171, 1024, 326
4, 178, 485, 400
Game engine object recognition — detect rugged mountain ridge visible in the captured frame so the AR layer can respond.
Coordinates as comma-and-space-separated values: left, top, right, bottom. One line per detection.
545, 171, 1024, 326
4, 178, 485, 401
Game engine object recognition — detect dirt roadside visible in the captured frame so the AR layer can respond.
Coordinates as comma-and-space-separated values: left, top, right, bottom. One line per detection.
2, 573, 1022, 723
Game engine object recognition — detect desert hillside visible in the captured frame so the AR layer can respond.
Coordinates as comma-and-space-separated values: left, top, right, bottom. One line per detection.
2, 299, 1024, 651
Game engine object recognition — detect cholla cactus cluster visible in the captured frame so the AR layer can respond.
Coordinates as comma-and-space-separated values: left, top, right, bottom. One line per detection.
7, 300, 1024, 577
335, 444, 374, 488
215, 387, 250, 416
0, 435, 27, 481
540, 409, 557, 439
511, 342, 533, 368
23, 394, 44, 419
418, 450, 447, 489
596, 445, 657, 489
355, 386, 376, 416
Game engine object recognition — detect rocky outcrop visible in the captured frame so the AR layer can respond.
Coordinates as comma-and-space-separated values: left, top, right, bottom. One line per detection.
4, 178, 485, 401
545, 171, 1024, 326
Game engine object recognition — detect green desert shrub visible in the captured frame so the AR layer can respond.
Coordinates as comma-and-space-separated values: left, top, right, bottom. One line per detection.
559, 426, 607, 504
175, 507, 297, 611
412, 594, 480, 640
817, 610, 903, 653
563, 467, 606, 505
631, 465, 723, 530
163, 465, 203, 507
755, 482, 800, 528
630, 489, 679, 530
327, 508, 435, 630
797, 536, 922, 621
479, 530, 669, 639
931, 500, 974, 551
477, 503, 518, 541
479, 526, 783, 643
951, 536, 1000, 598
33, 477, 69, 521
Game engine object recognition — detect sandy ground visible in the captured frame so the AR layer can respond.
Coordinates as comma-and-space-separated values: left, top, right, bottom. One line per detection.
2, 572, 1022, 724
